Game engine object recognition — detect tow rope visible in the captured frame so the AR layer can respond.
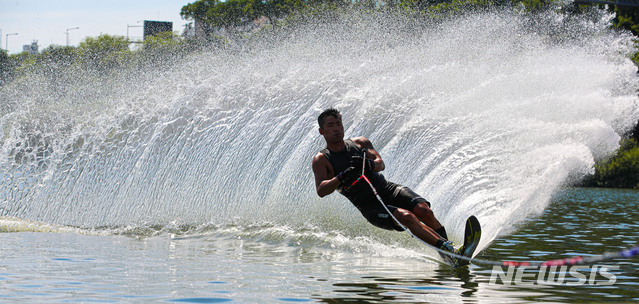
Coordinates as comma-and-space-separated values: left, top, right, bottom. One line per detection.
349, 150, 639, 267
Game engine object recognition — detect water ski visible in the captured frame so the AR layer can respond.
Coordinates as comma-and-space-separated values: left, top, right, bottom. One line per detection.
441, 215, 482, 267
456, 215, 482, 266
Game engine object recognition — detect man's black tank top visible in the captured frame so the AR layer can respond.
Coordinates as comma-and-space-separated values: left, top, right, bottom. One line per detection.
320, 139, 387, 210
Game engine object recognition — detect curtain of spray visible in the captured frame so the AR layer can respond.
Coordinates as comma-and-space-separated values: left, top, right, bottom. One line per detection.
1, 10, 637, 251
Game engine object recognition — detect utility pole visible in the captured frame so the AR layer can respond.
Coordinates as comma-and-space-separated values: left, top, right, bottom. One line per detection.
6, 32, 17, 53
66, 27, 79, 46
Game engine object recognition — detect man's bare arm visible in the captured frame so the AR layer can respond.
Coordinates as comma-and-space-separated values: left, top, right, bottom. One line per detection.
312, 152, 341, 197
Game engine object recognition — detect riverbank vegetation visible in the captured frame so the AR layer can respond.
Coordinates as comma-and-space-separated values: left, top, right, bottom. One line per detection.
1, 0, 638, 188
585, 139, 639, 188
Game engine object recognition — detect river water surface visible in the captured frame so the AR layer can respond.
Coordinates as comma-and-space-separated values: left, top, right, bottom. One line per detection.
1, 187, 638, 303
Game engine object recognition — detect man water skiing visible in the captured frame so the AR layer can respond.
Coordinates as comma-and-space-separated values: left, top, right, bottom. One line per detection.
312, 108, 477, 266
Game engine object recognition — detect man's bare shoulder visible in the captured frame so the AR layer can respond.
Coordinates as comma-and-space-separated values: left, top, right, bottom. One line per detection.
351, 136, 374, 149
312, 151, 329, 166
312, 151, 334, 179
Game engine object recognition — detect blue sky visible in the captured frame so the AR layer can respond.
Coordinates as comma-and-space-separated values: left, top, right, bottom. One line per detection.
0, 0, 193, 54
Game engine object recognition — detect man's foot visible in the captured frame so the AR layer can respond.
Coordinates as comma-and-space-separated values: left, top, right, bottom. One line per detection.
439, 240, 463, 267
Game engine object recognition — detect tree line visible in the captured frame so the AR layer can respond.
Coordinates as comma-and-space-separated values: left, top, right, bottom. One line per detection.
0, 32, 204, 87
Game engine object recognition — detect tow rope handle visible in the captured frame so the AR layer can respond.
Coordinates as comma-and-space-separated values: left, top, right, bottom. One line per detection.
345, 149, 369, 189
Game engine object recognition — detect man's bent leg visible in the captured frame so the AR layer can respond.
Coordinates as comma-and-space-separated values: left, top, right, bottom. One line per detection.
388, 186, 448, 239
412, 202, 445, 233
392, 207, 462, 265
392, 208, 441, 246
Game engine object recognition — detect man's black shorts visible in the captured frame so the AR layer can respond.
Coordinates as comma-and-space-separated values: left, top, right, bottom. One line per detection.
361, 182, 431, 231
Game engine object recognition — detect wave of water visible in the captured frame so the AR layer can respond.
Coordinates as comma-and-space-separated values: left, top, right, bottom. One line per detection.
1, 9, 638, 255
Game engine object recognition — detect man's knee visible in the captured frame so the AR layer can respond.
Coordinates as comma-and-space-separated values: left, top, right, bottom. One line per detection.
414, 202, 434, 217
393, 208, 419, 226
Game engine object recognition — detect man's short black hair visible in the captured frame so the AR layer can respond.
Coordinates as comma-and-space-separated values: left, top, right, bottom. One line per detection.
318, 108, 341, 129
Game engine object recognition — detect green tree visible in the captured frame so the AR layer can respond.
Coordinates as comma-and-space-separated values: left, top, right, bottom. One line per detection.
181, 0, 218, 21
8, 52, 34, 75
207, 0, 262, 29
22, 45, 80, 97
612, 5, 639, 36
0, 49, 14, 86
592, 139, 639, 188
181, 0, 309, 31
38, 45, 78, 68
77, 34, 131, 73
261, 0, 306, 25
139, 31, 189, 66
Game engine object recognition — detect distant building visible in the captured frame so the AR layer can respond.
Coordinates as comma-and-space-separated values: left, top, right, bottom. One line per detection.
143, 21, 173, 39
23, 41, 38, 55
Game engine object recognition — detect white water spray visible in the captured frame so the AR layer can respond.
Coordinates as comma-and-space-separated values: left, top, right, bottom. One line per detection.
1, 9, 637, 253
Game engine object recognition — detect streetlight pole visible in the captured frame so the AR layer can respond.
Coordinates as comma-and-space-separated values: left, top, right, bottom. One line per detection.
66, 27, 79, 46
6, 32, 17, 52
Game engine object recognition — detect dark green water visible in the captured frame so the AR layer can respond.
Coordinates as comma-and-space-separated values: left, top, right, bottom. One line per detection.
471, 187, 639, 302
